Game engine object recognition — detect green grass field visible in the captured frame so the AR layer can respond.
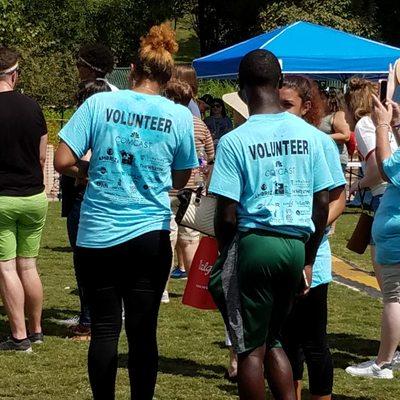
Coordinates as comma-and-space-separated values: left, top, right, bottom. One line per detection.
0, 203, 398, 399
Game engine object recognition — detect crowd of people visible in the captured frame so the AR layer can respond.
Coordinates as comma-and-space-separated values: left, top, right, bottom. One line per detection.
0, 21, 400, 400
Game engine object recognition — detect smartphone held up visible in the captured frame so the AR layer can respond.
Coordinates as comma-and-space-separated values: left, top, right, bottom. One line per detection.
379, 79, 388, 103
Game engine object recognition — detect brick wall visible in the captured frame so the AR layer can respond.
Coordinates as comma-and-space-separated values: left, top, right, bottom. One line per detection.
43, 145, 60, 200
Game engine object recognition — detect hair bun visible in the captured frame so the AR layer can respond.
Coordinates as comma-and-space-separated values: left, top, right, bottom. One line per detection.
140, 23, 178, 57
348, 77, 368, 90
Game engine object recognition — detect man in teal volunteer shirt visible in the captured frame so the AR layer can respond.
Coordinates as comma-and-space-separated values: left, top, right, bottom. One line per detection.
208, 49, 333, 400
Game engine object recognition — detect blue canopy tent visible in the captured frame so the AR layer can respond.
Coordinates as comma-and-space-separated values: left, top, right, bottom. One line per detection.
193, 21, 400, 81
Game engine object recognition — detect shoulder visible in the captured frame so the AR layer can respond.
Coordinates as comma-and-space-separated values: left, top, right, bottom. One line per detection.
309, 125, 335, 147
284, 112, 325, 141
217, 123, 247, 150
171, 101, 193, 122
14, 92, 42, 111
355, 116, 373, 131
193, 115, 207, 129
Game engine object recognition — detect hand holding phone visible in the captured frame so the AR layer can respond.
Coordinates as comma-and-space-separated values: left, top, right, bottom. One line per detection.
379, 79, 388, 103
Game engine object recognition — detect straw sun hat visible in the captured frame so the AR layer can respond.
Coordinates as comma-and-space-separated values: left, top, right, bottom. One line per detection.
222, 92, 249, 119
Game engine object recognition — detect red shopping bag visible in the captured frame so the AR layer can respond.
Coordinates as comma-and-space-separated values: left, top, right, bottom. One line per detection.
182, 237, 218, 310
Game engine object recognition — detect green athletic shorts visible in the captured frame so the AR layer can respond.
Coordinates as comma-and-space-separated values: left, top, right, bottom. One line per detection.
209, 230, 305, 354
0, 192, 48, 261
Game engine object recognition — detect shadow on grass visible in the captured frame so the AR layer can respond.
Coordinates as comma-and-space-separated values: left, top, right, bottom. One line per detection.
42, 245, 72, 253
213, 340, 226, 349
218, 383, 237, 396
329, 333, 380, 369
168, 292, 182, 299
0, 305, 79, 339
118, 354, 225, 380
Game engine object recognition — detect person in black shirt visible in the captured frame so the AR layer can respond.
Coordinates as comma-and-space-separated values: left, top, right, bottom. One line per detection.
59, 44, 117, 336
0, 47, 48, 352
60, 79, 111, 338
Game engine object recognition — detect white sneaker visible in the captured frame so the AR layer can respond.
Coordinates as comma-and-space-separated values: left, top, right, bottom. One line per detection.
161, 290, 170, 304
345, 362, 393, 379
49, 315, 79, 327
392, 351, 400, 370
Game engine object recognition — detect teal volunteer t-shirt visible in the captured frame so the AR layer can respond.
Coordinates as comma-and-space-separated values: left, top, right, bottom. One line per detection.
209, 112, 333, 239
312, 132, 346, 288
59, 90, 198, 248
372, 148, 400, 265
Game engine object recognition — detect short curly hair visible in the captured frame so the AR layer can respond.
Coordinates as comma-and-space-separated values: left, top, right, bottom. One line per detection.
77, 43, 115, 77
0, 47, 19, 74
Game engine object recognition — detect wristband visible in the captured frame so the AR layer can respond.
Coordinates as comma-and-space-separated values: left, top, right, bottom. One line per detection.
376, 123, 391, 130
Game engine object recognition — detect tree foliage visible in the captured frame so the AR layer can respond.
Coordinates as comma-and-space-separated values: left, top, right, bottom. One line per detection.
260, 0, 380, 40
195, 0, 400, 56
0, 0, 189, 106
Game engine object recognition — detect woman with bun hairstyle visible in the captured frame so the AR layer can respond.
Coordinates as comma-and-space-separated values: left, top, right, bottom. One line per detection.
345, 78, 398, 289
55, 24, 198, 399
173, 64, 201, 118
279, 75, 346, 400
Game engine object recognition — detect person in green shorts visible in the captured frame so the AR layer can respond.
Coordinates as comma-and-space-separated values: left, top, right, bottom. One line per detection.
208, 49, 332, 400
0, 47, 48, 352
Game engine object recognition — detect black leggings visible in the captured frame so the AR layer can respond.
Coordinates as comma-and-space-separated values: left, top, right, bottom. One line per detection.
282, 283, 333, 396
77, 230, 172, 400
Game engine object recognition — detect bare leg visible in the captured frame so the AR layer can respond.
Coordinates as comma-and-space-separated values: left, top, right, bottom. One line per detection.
176, 242, 185, 271
294, 381, 302, 400
179, 238, 199, 273
264, 347, 296, 400
227, 345, 238, 378
17, 257, 43, 334
0, 259, 27, 339
238, 345, 267, 400
370, 246, 383, 291
376, 302, 400, 365
164, 231, 178, 293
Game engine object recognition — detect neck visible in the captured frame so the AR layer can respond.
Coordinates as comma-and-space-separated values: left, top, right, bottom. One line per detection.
245, 87, 283, 116
0, 80, 14, 93
132, 79, 161, 95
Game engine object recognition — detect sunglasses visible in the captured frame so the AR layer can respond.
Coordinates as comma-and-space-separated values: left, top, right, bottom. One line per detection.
212, 104, 222, 108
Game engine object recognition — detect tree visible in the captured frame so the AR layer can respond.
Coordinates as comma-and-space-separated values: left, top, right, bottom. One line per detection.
196, 0, 269, 55
0, 0, 189, 105
259, 0, 380, 40
193, 0, 399, 56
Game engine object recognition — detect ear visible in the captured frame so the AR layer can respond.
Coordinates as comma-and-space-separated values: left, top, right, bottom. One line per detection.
278, 74, 283, 89
238, 88, 248, 105
11, 71, 18, 87
301, 100, 312, 116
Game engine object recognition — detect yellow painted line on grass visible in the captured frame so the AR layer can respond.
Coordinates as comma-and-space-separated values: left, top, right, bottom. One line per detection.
332, 256, 380, 291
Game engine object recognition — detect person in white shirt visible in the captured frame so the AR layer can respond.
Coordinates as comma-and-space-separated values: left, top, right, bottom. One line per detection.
345, 77, 398, 289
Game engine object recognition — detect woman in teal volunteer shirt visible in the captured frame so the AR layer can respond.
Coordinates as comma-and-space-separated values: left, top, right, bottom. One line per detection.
279, 76, 346, 400
346, 96, 400, 379
55, 24, 197, 400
